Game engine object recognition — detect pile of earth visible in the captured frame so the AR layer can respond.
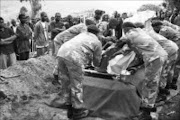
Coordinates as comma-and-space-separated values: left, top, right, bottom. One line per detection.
0, 55, 104, 120
0, 55, 179, 120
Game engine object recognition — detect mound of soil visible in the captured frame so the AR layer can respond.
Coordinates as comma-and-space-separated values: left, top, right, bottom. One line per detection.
0, 55, 67, 120
0, 55, 179, 120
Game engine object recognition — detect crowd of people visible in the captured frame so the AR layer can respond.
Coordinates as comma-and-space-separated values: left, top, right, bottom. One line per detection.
0, 11, 81, 69
1, 7, 180, 120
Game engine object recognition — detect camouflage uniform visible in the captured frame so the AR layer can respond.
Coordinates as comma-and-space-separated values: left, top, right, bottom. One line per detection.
53, 32, 102, 109
159, 25, 180, 82
53, 56, 84, 108
125, 28, 168, 108
146, 29, 179, 89
141, 57, 165, 108
165, 53, 178, 86
54, 23, 87, 55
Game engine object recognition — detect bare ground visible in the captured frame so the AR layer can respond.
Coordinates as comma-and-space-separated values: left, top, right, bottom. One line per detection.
0, 55, 179, 120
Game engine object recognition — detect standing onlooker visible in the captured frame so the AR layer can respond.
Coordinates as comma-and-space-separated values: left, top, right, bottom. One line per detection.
50, 12, 65, 55
26, 16, 34, 31
97, 14, 109, 38
10, 19, 17, 33
51, 16, 55, 22
16, 14, 32, 60
0, 17, 17, 69
90, 9, 104, 25
6, 21, 11, 28
31, 18, 37, 28
101, 14, 109, 22
66, 15, 74, 28
121, 12, 128, 21
34, 12, 49, 57
98, 18, 119, 47
115, 13, 123, 39
26, 16, 34, 53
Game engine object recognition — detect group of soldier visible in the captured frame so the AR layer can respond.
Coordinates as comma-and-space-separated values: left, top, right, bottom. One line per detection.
1, 8, 180, 120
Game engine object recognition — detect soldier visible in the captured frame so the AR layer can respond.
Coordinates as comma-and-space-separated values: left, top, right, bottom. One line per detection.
52, 25, 102, 119
135, 21, 179, 100
122, 22, 168, 120
150, 21, 178, 96
152, 20, 180, 90
53, 19, 95, 55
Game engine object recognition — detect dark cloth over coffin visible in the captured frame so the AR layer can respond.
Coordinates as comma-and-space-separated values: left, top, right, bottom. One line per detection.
83, 73, 141, 120
125, 67, 145, 96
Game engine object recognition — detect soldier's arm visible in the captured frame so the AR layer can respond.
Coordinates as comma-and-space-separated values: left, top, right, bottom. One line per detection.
93, 42, 102, 67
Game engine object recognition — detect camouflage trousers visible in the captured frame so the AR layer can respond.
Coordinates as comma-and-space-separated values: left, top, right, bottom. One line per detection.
160, 53, 178, 88
141, 57, 164, 108
55, 57, 85, 109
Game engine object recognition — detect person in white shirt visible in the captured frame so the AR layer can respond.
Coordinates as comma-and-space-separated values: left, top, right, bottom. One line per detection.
34, 12, 49, 57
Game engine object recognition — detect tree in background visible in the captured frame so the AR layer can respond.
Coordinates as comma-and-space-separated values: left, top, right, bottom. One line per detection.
20, 0, 42, 19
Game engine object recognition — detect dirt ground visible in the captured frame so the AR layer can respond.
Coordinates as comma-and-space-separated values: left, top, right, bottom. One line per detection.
0, 55, 179, 120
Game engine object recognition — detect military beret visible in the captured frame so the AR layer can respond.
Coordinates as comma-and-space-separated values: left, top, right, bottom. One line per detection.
87, 24, 100, 34
122, 22, 137, 28
151, 20, 163, 27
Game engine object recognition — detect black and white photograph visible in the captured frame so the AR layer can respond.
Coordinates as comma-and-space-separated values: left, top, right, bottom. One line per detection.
0, 0, 180, 120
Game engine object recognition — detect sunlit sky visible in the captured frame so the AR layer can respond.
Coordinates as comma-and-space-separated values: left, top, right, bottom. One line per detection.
0, 0, 163, 21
